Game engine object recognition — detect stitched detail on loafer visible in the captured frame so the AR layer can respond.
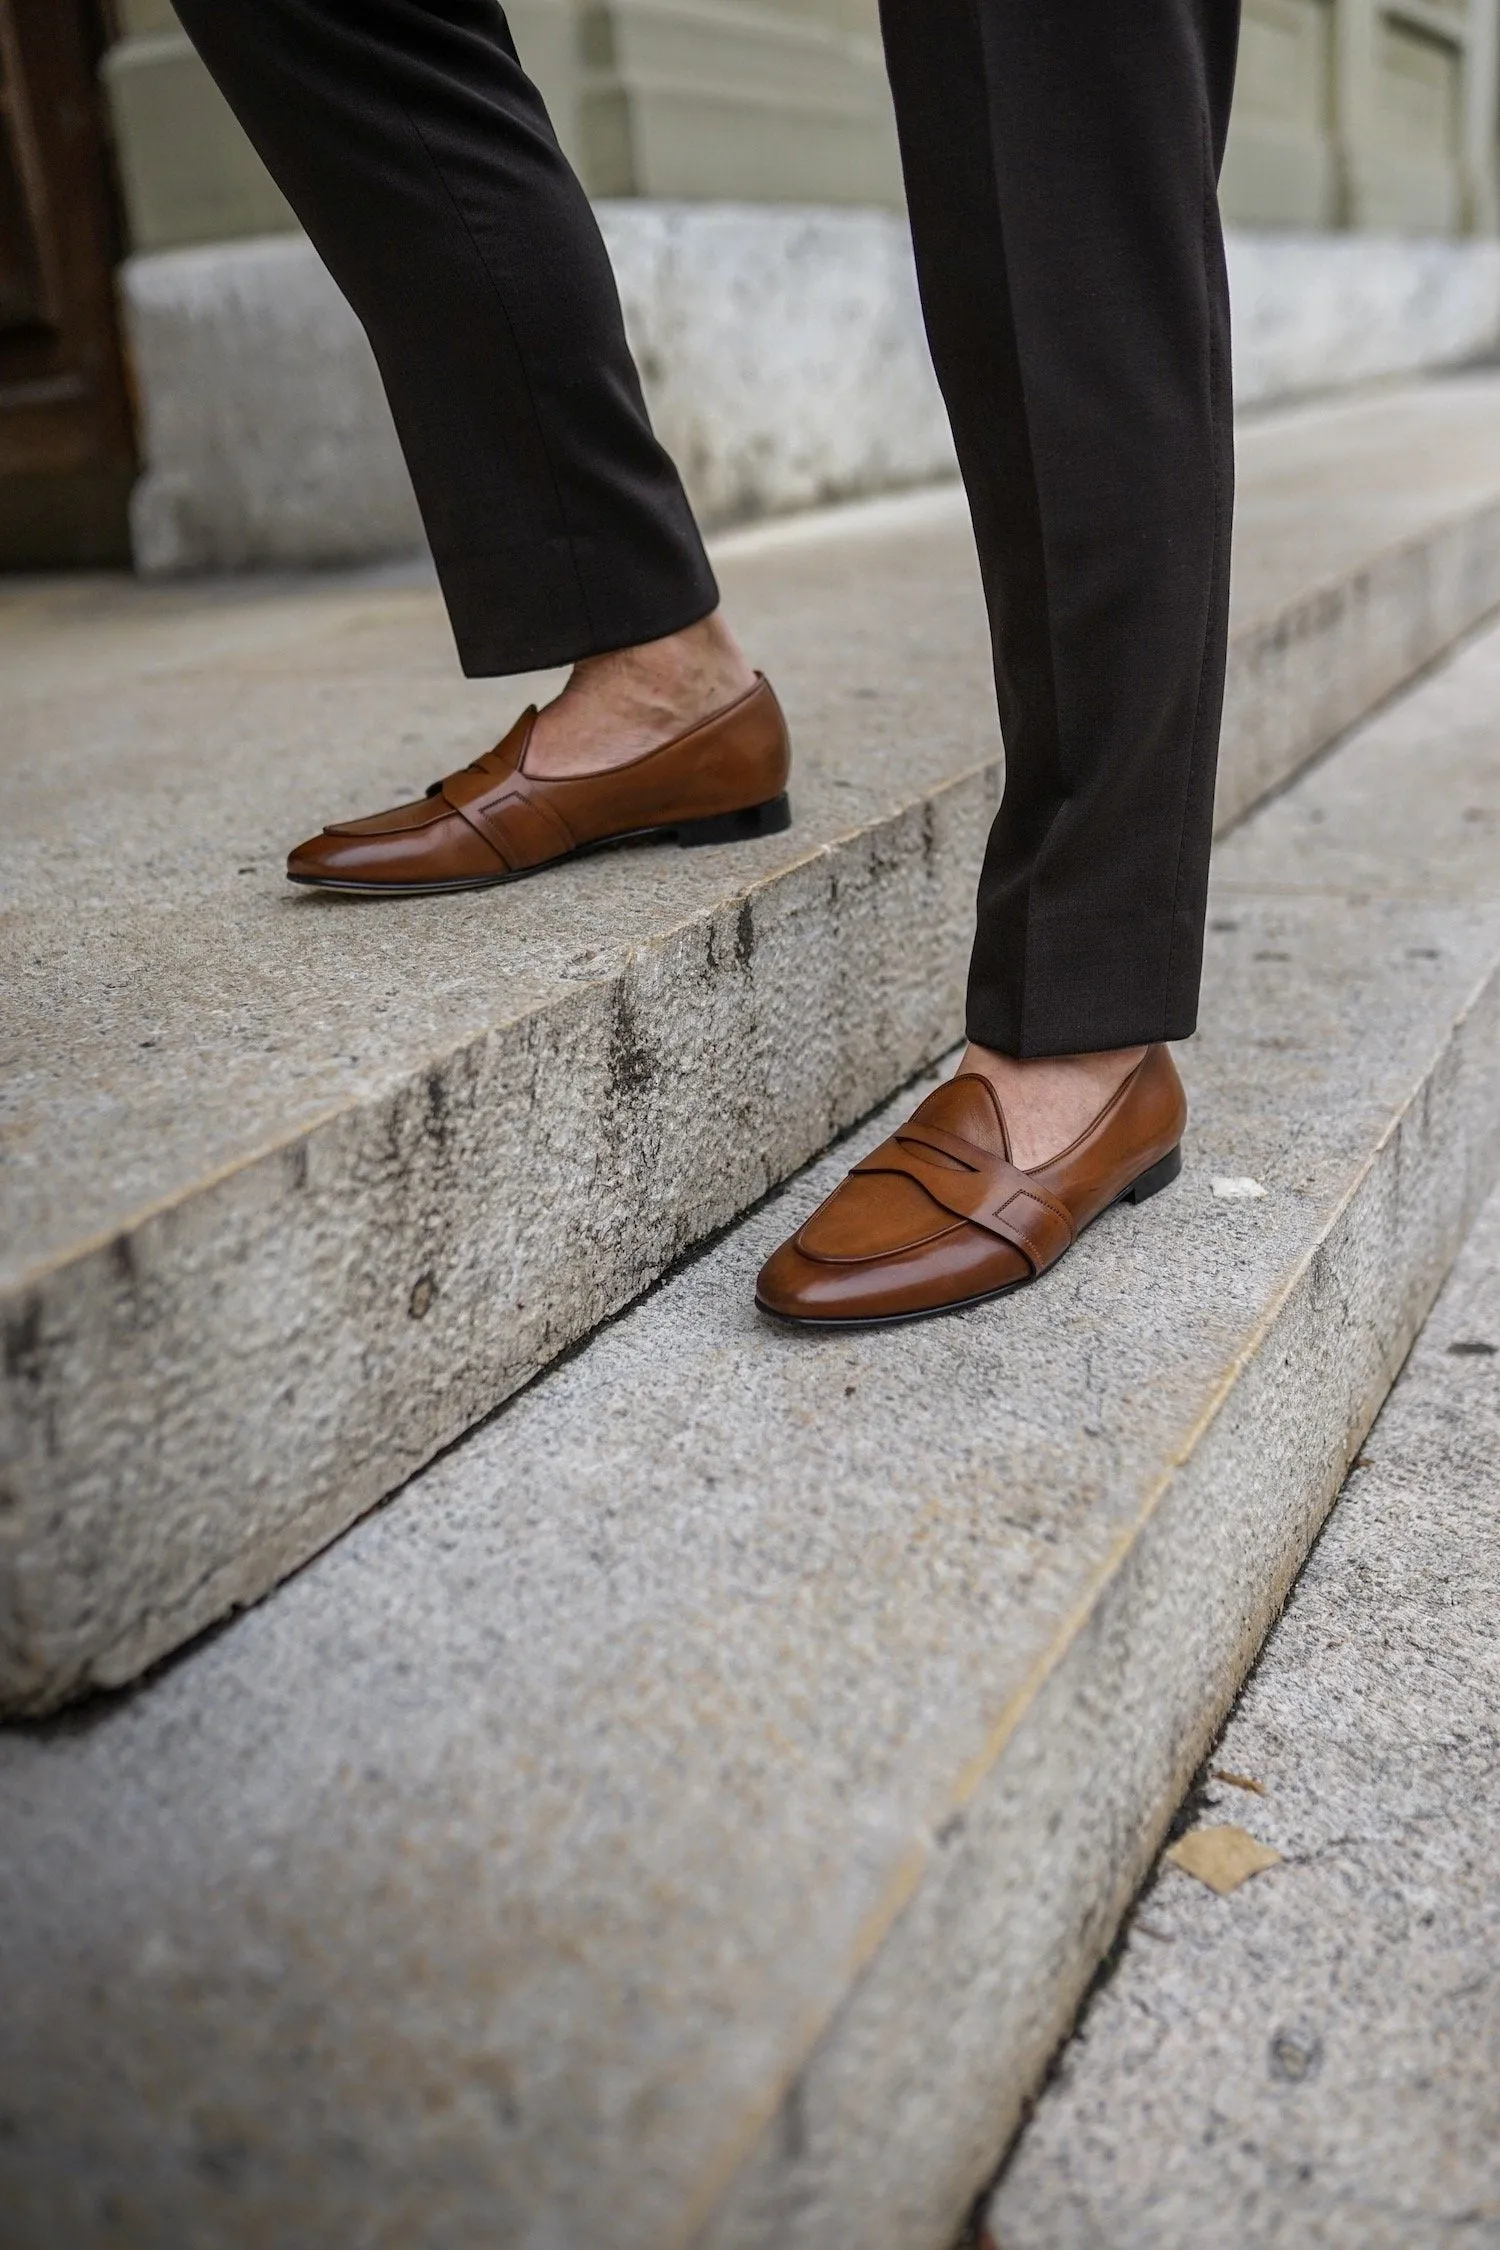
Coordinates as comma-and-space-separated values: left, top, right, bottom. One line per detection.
852, 1127, 1077, 1275
987, 1186, 1074, 1272
443, 769, 579, 870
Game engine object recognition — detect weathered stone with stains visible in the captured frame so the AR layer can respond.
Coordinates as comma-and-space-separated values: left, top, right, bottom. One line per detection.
2, 527, 1499, 2250
8, 378, 1500, 1710
987, 1185, 1500, 2250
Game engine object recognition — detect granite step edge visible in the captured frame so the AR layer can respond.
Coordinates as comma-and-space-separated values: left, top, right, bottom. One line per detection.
8, 481, 1500, 1714
1218, 491, 1500, 828
13, 472, 1500, 1302
700, 952, 1500, 2250
0, 767, 997, 1712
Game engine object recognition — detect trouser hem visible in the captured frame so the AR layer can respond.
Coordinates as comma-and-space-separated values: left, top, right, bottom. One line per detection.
965, 909, 1203, 1058
964, 1012, 1198, 1062
442, 546, 720, 678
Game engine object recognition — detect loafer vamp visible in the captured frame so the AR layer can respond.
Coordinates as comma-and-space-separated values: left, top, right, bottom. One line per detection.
758, 1223, 1028, 1323
326, 794, 450, 838
288, 808, 499, 886
285, 677, 792, 893
796, 1170, 959, 1260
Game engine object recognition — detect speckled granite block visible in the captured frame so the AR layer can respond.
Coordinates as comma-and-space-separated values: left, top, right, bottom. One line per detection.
1, 593, 1498, 2248
121, 219, 1500, 576
8, 379, 1500, 1710
986, 1189, 1500, 2250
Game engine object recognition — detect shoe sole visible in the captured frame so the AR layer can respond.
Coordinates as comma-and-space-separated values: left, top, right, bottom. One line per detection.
754, 1143, 1184, 1331
285, 794, 794, 895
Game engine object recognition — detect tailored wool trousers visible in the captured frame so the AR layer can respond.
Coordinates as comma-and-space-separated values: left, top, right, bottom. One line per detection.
173, 0, 1240, 1059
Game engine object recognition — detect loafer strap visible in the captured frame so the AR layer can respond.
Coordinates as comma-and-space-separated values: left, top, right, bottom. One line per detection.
441, 768, 578, 871
852, 1121, 1076, 1275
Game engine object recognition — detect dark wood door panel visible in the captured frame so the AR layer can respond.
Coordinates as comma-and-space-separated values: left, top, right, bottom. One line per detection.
0, 0, 136, 565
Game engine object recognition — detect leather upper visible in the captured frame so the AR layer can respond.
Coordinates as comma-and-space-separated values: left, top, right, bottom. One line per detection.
757, 1044, 1187, 1323
287, 673, 790, 888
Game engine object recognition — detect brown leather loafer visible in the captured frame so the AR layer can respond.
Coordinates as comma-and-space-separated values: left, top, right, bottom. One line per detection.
756, 1044, 1187, 1327
286, 673, 790, 893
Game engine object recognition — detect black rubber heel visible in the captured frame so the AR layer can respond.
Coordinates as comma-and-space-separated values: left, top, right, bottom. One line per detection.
675, 794, 792, 846
1118, 1144, 1183, 1205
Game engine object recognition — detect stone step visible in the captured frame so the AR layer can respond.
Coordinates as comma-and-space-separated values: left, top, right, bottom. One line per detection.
984, 1172, 1500, 2250
7, 374, 1500, 1714
124, 217, 1500, 575
3, 526, 1499, 2250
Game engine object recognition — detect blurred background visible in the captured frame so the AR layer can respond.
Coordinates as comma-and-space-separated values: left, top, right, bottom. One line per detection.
9, 0, 1500, 577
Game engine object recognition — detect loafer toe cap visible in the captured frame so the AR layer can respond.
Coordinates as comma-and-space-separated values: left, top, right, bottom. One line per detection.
756, 1228, 1026, 1324
286, 830, 345, 882
286, 830, 407, 885
286, 816, 493, 888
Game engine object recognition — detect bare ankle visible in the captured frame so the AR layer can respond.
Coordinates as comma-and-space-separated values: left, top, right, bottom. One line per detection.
959, 1041, 1148, 1170
526, 609, 757, 778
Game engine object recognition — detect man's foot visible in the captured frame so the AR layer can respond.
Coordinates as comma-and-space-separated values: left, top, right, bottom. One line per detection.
286, 659, 790, 895
954, 1042, 1147, 1169
527, 609, 758, 778
756, 1044, 1186, 1327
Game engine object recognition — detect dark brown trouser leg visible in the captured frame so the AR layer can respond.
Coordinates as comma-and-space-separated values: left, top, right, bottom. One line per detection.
172, 0, 718, 677
879, 0, 1240, 1055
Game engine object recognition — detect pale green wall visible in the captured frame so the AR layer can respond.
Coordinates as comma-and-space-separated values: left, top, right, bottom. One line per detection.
114, 0, 178, 28
570, 0, 900, 203
756, 0, 882, 37
1222, 0, 1499, 231
103, 0, 901, 253
103, 0, 1500, 255
103, 26, 297, 247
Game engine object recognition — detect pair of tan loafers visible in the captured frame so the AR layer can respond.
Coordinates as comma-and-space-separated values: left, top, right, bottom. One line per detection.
286, 680, 1185, 1323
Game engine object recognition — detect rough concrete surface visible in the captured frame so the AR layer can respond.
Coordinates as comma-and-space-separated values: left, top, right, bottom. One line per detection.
124, 207, 952, 574
1222, 375, 1500, 825
987, 1185, 1500, 2250
123, 216, 1500, 576
0, 491, 996, 1711
2, 599, 1498, 2249
9, 379, 1500, 1711
1228, 232, 1500, 406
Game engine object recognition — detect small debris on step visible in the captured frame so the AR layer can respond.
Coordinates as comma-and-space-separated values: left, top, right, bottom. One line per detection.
1211, 1769, 1268, 1796
1212, 1177, 1267, 1201
1269, 2027, 1324, 2083
1164, 1825, 1283, 1895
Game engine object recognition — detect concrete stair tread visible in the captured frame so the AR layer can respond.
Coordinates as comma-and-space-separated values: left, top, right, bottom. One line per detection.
986, 1177, 1500, 2248
8, 375, 1500, 1712
2, 493, 990, 1280
7, 375, 1500, 1281
1227, 369, 1500, 616
3, 592, 1498, 2248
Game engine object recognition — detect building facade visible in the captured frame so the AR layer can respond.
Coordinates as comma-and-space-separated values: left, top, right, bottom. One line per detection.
3, 0, 1500, 567
101, 0, 1500, 252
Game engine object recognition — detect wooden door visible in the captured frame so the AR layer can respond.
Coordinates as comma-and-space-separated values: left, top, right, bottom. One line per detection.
0, 0, 135, 568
